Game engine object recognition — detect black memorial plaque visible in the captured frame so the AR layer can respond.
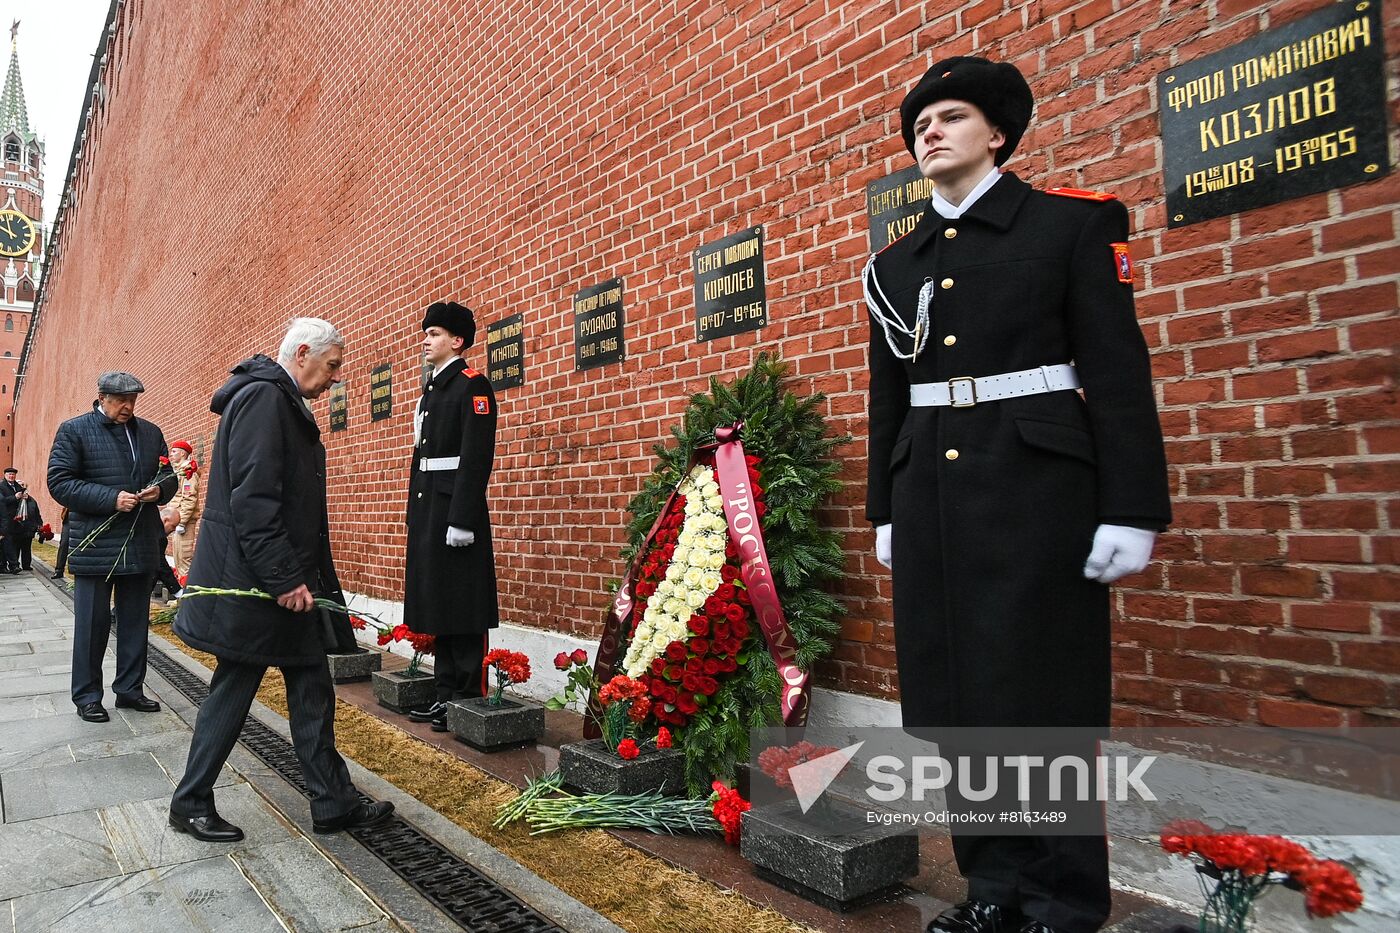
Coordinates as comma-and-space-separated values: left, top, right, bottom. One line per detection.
693, 226, 767, 343
1160, 2, 1388, 228
487, 313, 525, 389
369, 363, 392, 421
574, 278, 625, 371
328, 383, 348, 432
866, 165, 935, 253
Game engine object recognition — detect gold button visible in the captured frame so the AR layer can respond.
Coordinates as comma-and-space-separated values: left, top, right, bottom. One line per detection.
943, 335, 956, 346
945, 449, 959, 460
940, 277, 954, 289
944, 228, 957, 239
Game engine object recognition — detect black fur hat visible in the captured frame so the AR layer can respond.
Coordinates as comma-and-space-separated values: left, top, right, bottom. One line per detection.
421, 301, 476, 347
900, 56, 1034, 166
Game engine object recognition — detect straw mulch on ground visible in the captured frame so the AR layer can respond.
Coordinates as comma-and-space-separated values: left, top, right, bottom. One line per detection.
147, 621, 812, 933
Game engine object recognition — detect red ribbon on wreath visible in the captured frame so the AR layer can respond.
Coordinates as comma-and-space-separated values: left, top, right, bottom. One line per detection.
587, 422, 808, 736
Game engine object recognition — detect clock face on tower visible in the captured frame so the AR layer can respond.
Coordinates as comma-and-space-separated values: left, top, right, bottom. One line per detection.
0, 209, 36, 257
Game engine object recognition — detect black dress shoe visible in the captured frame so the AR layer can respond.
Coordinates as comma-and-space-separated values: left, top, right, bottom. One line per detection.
51, 571, 64, 579
115, 694, 161, 712
407, 701, 446, 723
312, 799, 395, 834
76, 702, 110, 723
929, 899, 1022, 933
1019, 923, 1065, 933
169, 812, 245, 842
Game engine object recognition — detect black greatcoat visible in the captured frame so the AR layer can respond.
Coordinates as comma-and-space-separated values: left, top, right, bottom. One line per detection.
404, 357, 500, 635
175, 355, 354, 666
865, 173, 1171, 729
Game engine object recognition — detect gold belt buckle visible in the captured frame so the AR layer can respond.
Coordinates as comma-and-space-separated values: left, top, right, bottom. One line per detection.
948, 376, 977, 408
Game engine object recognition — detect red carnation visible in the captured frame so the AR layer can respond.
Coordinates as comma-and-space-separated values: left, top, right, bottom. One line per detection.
710, 781, 751, 846
628, 696, 653, 723
617, 739, 639, 760
656, 727, 673, 749
377, 631, 393, 647
554, 652, 571, 670
349, 615, 368, 631
1297, 860, 1364, 918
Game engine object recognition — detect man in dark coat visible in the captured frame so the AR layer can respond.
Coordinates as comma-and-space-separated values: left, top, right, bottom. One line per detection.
403, 300, 499, 729
48, 373, 175, 723
864, 59, 1171, 933
1, 466, 26, 572
170, 318, 392, 843
7, 481, 41, 571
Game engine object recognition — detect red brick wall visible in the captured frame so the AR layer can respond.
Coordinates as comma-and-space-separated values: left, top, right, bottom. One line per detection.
17, 0, 1399, 723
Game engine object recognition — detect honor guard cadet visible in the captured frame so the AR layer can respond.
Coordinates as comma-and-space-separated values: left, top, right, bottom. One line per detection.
404, 301, 500, 730
863, 58, 1171, 933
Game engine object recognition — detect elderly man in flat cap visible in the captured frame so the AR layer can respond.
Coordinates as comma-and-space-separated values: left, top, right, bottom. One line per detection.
863, 58, 1171, 933
402, 300, 500, 730
48, 372, 175, 723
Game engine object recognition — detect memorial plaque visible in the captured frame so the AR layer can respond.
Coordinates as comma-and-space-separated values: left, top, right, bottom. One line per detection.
866, 165, 935, 253
328, 382, 348, 432
693, 226, 767, 343
369, 363, 392, 421
487, 313, 525, 389
574, 278, 625, 371
1160, 2, 1388, 227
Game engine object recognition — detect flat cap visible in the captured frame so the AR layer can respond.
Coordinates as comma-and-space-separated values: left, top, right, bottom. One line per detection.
900, 56, 1034, 166
97, 371, 146, 394
421, 301, 476, 347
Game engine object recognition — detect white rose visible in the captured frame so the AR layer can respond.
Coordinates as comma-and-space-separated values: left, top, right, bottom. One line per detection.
684, 498, 702, 516
651, 630, 670, 649
683, 567, 704, 588
678, 531, 695, 547
685, 589, 706, 608
702, 481, 720, 498
706, 495, 724, 512
707, 550, 727, 570
688, 550, 708, 568
672, 546, 689, 565
700, 571, 722, 593
666, 564, 683, 582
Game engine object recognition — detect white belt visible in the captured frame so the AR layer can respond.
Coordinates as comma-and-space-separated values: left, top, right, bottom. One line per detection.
419, 456, 461, 472
909, 364, 1080, 408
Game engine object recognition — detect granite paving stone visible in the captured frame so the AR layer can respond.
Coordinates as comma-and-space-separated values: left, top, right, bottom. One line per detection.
0, 671, 69, 697
0, 810, 121, 900
7, 855, 285, 933
231, 837, 390, 930
0, 642, 33, 657
99, 783, 286, 872
0, 691, 66, 723
2, 752, 173, 822
0, 650, 68, 672
0, 713, 135, 769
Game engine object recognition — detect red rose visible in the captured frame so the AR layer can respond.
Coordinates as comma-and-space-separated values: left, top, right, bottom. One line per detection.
744, 454, 761, 467
651, 658, 666, 675
683, 673, 701, 691
684, 657, 703, 674
554, 652, 571, 670
570, 648, 589, 665
704, 596, 726, 617
664, 665, 682, 681
756, 501, 767, 518
665, 642, 687, 662
713, 622, 731, 641
722, 656, 738, 672
649, 678, 667, 697
689, 638, 709, 655
735, 587, 751, 605
724, 604, 745, 624
725, 540, 739, 559
721, 564, 739, 583
716, 583, 736, 602
656, 727, 673, 749
725, 637, 743, 655
732, 618, 750, 639
617, 739, 639, 760
699, 676, 719, 695
663, 685, 678, 704
687, 615, 710, 636
677, 694, 699, 715
703, 658, 721, 675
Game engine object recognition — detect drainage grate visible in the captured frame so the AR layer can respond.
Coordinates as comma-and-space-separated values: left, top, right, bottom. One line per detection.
148, 648, 563, 933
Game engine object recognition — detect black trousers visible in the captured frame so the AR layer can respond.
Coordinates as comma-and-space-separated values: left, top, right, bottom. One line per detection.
955, 834, 1110, 932
433, 632, 487, 702
171, 657, 361, 822
1, 532, 22, 571
71, 573, 151, 706
54, 521, 71, 574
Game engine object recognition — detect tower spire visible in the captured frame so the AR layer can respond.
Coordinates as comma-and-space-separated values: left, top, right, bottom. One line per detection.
0, 21, 31, 140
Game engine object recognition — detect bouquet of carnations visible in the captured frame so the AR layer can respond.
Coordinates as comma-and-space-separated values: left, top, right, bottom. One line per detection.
1160, 821, 1363, 932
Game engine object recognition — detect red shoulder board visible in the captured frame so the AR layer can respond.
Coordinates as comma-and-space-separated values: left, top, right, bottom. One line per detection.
462, 366, 480, 378
1046, 186, 1118, 202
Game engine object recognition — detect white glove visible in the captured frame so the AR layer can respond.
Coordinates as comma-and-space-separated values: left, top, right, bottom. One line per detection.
446, 526, 475, 547
176, 525, 186, 535
875, 523, 892, 569
1083, 524, 1157, 584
